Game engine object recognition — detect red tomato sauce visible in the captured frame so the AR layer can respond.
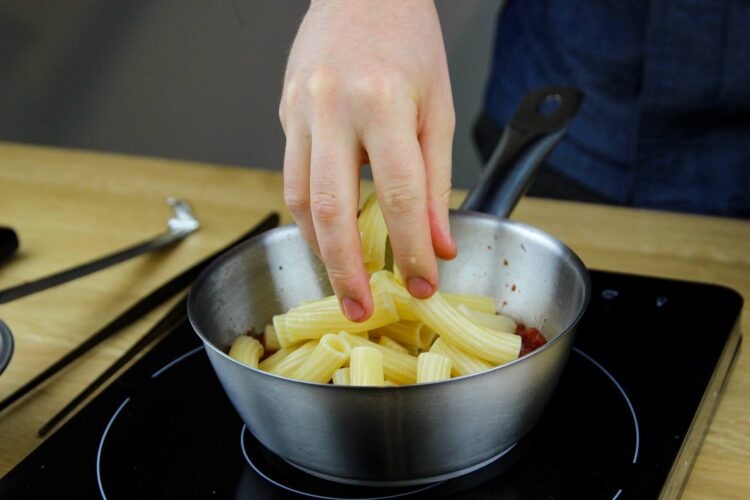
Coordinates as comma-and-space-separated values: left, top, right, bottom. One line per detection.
515, 323, 547, 356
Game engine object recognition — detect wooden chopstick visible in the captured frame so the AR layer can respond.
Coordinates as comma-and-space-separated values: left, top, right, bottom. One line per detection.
0, 212, 279, 414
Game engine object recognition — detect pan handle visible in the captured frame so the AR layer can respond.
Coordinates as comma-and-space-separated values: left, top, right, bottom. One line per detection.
460, 86, 584, 217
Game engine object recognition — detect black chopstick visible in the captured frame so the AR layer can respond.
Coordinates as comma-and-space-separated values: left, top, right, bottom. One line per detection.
0, 232, 187, 304
38, 295, 189, 436
0, 212, 279, 414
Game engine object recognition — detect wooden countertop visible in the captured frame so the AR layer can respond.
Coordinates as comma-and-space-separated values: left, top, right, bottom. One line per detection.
0, 142, 748, 498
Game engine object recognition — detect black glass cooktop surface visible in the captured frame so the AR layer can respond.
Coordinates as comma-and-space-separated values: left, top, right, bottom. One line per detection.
0, 271, 742, 499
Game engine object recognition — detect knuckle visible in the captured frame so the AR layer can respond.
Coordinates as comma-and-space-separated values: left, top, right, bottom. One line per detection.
436, 183, 452, 206
280, 77, 305, 130
305, 68, 338, 101
444, 108, 456, 134
325, 263, 352, 288
280, 76, 301, 111
351, 71, 406, 108
283, 186, 309, 217
278, 107, 287, 133
427, 107, 455, 137
310, 190, 342, 224
381, 183, 423, 217
319, 245, 358, 289
360, 77, 394, 102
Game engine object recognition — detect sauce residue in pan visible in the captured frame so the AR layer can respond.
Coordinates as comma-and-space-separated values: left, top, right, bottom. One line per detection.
517, 323, 547, 356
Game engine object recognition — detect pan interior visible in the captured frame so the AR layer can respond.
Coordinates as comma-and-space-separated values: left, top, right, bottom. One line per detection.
190, 214, 589, 353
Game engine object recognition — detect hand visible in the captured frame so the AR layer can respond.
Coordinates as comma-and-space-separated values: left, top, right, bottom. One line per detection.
279, 0, 457, 321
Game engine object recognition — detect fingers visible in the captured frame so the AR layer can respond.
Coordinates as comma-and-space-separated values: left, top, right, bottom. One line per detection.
310, 123, 373, 322
282, 102, 454, 313
282, 124, 320, 257
364, 121, 438, 300
419, 110, 457, 260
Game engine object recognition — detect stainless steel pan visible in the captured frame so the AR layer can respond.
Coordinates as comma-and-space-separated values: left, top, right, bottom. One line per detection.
188, 87, 590, 486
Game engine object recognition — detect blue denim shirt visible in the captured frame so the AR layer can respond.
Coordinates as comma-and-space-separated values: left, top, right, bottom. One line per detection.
484, 0, 750, 217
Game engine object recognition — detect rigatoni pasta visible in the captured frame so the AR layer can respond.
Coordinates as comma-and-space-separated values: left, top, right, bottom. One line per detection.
457, 304, 516, 334
228, 195, 547, 385
358, 192, 388, 273
263, 324, 281, 352
261, 341, 317, 377
377, 336, 410, 355
430, 337, 492, 377
293, 334, 351, 383
228, 336, 264, 369
370, 270, 419, 321
370, 319, 432, 350
332, 367, 351, 385
349, 346, 385, 386
417, 352, 452, 383
443, 292, 497, 315
271, 314, 294, 349
284, 288, 399, 343
339, 332, 417, 385
407, 287, 522, 365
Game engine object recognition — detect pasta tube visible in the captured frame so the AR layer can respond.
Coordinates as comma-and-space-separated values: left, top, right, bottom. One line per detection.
228, 336, 264, 369
370, 271, 419, 321
443, 292, 497, 314
370, 320, 433, 350
377, 336, 410, 355
358, 192, 388, 273
457, 304, 516, 334
332, 367, 351, 385
263, 324, 281, 352
340, 332, 369, 368
341, 331, 369, 368
261, 341, 317, 377
271, 314, 295, 348
349, 346, 385, 386
409, 292, 521, 365
417, 352, 452, 383
339, 332, 417, 385
420, 327, 438, 351
430, 337, 492, 377
383, 380, 398, 387
285, 289, 399, 342
293, 334, 351, 383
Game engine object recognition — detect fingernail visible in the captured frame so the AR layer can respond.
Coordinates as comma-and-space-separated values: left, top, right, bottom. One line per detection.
407, 277, 434, 299
342, 297, 366, 322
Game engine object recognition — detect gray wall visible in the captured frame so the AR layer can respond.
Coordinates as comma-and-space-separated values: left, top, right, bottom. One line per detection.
0, 1, 500, 188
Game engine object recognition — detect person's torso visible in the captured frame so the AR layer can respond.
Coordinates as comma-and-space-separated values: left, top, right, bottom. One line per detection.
484, 0, 750, 217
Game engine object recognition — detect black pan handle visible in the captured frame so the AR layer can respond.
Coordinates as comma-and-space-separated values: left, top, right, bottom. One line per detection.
460, 86, 584, 217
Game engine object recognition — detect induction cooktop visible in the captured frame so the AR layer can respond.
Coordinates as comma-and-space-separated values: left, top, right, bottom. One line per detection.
0, 271, 742, 499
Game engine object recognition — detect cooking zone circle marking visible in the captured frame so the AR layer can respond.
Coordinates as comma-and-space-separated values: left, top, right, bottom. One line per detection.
97, 397, 131, 500
573, 347, 641, 464
95, 343, 639, 498
150, 345, 203, 378
97, 342, 206, 500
